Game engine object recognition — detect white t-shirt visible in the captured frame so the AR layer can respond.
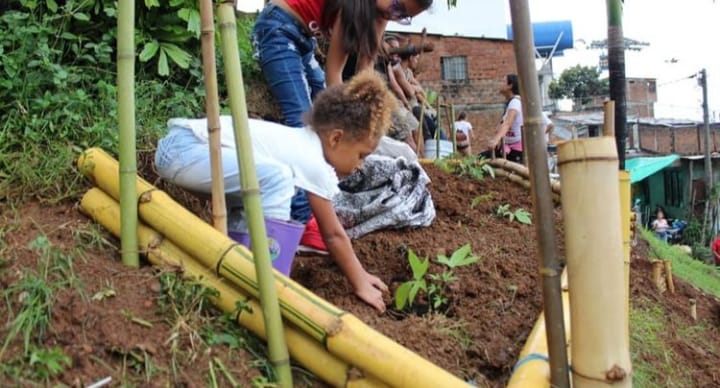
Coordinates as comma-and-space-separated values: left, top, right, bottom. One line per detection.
503, 96, 523, 144
454, 120, 473, 138
168, 116, 339, 200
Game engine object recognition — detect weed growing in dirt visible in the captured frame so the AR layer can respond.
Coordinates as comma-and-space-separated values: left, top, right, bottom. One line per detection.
435, 156, 495, 180
642, 228, 720, 298
630, 302, 691, 387
395, 245, 480, 312
495, 204, 532, 225
28, 346, 72, 381
470, 192, 494, 208
1, 235, 81, 359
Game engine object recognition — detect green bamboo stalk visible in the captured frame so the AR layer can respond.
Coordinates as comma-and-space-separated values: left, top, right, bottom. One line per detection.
435, 97, 441, 158
199, 0, 228, 234
217, 4, 292, 387
449, 104, 457, 154
117, 0, 138, 268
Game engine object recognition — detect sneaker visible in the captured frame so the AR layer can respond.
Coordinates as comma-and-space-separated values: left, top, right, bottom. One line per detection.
297, 216, 329, 255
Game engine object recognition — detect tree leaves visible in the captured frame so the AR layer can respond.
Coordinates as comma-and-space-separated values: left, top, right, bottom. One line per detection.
548, 65, 610, 110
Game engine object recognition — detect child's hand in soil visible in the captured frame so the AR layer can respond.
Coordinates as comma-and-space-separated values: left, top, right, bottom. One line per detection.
354, 272, 389, 313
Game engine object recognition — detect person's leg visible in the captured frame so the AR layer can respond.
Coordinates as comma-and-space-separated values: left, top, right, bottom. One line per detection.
252, 6, 319, 127
155, 127, 294, 228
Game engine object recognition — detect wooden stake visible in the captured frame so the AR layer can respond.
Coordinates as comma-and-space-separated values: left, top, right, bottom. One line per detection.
689, 298, 697, 321
603, 100, 616, 137
664, 260, 675, 294
652, 260, 666, 293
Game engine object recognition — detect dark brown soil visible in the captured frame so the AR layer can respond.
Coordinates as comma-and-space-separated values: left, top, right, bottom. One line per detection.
2, 162, 720, 387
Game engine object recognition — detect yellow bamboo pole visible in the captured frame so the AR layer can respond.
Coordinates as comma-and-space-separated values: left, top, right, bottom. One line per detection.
507, 270, 571, 388
199, 0, 227, 234
603, 100, 616, 138
618, 169, 631, 344
79, 188, 386, 388
77, 147, 469, 388
557, 137, 632, 387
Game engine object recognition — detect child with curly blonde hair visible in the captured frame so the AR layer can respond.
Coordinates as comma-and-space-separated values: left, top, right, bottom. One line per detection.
155, 71, 396, 311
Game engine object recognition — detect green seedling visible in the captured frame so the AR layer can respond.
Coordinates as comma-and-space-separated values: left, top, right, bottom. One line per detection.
395, 245, 480, 312
394, 250, 429, 311
435, 156, 495, 181
471, 193, 494, 208
29, 346, 72, 380
495, 204, 532, 225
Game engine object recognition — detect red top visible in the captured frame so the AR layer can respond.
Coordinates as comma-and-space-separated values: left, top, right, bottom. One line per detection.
286, 0, 328, 35
712, 237, 720, 264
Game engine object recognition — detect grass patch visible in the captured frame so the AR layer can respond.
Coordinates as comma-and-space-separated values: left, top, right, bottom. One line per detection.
641, 228, 720, 298
630, 302, 691, 387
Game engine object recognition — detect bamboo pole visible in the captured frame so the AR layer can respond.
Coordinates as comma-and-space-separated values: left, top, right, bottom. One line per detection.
79, 188, 387, 388
116, 0, 138, 267
76, 148, 469, 388
435, 96, 441, 159
557, 137, 632, 387
618, 170, 631, 345
448, 103, 457, 154
217, 4, 292, 385
507, 270, 571, 388
651, 260, 666, 292
664, 260, 675, 294
508, 2, 569, 386
690, 298, 697, 321
603, 100, 616, 138
416, 103, 425, 157
199, 0, 227, 234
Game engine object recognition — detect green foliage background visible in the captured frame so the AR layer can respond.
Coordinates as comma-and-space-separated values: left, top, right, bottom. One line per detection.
0, 0, 259, 202
548, 65, 609, 110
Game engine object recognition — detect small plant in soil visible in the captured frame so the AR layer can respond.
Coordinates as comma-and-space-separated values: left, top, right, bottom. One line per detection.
435, 156, 495, 180
470, 193, 494, 208
495, 204, 532, 225
28, 346, 72, 380
394, 244, 480, 313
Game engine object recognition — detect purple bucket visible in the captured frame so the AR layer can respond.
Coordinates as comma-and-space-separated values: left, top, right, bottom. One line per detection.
228, 218, 304, 276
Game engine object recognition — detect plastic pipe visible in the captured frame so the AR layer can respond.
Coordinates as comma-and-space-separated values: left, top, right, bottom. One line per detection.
557, 137, 632, 387
77, 148, 470, 388
79, 188, 386, 388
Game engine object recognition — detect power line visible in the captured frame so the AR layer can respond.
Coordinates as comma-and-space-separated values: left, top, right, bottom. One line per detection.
657, 73, 698, 87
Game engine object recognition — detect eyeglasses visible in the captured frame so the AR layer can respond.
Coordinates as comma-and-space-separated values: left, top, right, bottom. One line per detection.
385, 0, 412, 25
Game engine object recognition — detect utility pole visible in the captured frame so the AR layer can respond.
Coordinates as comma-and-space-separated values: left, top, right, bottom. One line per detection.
607, 0, 627, 169
701, 69, 712, 190
700, 68, 714, 243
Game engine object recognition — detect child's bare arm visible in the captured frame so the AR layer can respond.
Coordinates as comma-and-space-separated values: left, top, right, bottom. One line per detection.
307, 192, 388, 312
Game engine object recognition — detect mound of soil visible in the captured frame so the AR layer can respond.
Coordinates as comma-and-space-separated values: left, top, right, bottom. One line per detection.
2, 161, 719, 387
293, 164, 559, 386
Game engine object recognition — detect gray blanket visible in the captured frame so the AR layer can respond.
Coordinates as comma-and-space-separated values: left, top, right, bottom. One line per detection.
334, 155, 436, 239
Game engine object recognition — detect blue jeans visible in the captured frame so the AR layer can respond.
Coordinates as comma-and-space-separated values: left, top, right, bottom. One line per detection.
154, 127, 296, 232
252, 4, 323, 223
251, 4, 326, 128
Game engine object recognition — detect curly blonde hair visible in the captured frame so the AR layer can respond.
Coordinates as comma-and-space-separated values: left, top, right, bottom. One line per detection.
307, 70, 396, 142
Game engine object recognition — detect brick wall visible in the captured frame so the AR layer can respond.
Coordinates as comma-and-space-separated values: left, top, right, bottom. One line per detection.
396, 33, 516, 146
635, 124, 720, 155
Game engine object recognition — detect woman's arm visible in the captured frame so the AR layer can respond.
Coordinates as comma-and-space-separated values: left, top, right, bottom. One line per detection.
307, 192, 388, 312
387, 63, 411, 109
325, 15, 348, 87
393, 65, 415, 101
488, 109, 517, 149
